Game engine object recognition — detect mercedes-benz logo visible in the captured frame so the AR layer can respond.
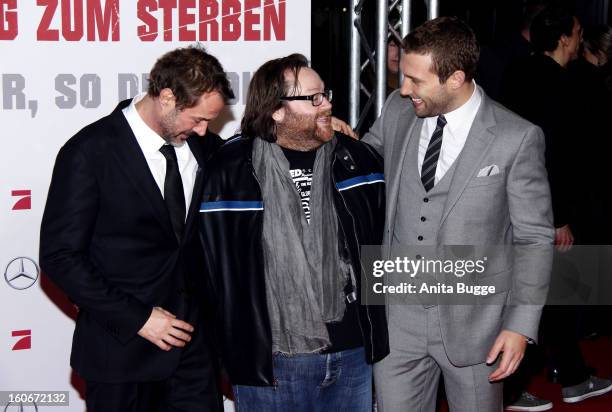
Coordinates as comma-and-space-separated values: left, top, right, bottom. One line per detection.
4, 257, 39, 290
4, 402, 38, 412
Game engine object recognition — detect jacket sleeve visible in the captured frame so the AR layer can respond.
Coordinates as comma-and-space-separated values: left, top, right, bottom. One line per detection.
361, 90, 402, 156
40, 142, 151, 344
502, 125, 554, 342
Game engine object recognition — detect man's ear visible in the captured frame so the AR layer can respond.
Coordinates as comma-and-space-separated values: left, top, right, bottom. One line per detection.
447, 70, 466, 90
560, 34, 570, 48
159, 88, 176, 110
272, 106, 285, 122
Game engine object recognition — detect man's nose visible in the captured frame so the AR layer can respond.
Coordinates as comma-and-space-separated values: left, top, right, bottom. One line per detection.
192, 121, 208, 136
400, 78, 413, 97
320, 95, 332, 111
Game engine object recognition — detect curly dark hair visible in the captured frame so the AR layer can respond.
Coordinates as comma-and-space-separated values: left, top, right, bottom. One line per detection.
402, 16, 480, 83
147, 44, 234, 109
240, 53, 309, 142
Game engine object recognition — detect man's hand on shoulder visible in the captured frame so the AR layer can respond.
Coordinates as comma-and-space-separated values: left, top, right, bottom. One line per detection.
137, 307, 194, 351
486, 329, 528, 382
331, 116, 359, 140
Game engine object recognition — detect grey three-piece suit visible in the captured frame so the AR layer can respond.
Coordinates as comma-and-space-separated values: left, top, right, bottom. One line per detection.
362, 87, 554, 412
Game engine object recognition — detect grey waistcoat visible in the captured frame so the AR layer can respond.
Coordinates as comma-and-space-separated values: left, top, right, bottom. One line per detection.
394, 128, 458, 247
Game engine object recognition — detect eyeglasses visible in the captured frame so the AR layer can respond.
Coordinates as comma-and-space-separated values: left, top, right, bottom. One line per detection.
280, 90, 333, 106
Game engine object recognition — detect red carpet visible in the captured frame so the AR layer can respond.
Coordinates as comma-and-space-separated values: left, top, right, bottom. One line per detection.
437, 337, 612, 412
518, 337, 612, 412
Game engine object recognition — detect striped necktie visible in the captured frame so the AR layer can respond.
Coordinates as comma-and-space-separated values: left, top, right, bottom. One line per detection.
421, 115, 447, 192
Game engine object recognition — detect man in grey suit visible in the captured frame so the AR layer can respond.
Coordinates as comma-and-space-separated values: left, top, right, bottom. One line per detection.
362, 17, 554, 411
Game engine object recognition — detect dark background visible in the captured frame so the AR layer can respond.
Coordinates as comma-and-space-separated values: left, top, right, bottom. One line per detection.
311, 0, 611, 124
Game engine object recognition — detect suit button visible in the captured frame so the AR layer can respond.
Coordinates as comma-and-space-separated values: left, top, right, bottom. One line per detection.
421, 216, 426, 222
416, 254, 422, 259
423, 197, 429, 203
417, 235, 423, 241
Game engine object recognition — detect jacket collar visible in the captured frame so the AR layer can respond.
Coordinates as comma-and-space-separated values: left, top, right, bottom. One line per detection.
107, 100, 182, 243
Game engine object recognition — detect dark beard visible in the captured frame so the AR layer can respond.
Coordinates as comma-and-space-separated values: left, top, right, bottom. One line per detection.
276, 110, 332, 151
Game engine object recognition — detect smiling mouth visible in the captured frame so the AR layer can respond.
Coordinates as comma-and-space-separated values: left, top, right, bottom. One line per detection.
317, 116, 332, 126
317, 109, 332, 123
411, 97, 423, 105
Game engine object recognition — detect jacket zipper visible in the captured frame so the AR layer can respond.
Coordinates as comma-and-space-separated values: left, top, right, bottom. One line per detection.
249, 158, 278, 386
331, 155, 376, 363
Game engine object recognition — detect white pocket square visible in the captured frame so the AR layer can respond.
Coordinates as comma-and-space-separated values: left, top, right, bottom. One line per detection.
477, 164, 500, 177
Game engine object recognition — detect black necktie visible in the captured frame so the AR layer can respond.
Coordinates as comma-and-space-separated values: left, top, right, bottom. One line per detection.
421, 115, 447, 192
159, 145, 186, 240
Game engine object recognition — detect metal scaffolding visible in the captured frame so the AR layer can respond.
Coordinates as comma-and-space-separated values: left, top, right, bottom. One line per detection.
349, 0, 439, 130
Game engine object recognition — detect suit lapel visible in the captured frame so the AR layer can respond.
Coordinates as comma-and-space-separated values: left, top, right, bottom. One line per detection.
439, 94, 497, 227
108, 102, 175, 238
388, 111, 423, 241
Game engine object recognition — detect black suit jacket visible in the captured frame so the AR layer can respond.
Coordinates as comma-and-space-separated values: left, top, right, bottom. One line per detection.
500, 54, 578, 229
40, 100, 222, 382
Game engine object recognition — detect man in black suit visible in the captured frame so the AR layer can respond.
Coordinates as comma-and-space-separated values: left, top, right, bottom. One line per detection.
501, 6, 612, 406
40, 45, 234, 412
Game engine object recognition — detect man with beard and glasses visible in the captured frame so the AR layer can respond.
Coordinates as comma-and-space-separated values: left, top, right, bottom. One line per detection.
198, 53, 389, 411
40, 45, 233, 412
362, 17, 554, 411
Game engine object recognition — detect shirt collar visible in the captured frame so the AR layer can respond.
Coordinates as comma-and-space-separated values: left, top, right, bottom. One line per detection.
123, 93, 167, 158
441, 81, 482, 137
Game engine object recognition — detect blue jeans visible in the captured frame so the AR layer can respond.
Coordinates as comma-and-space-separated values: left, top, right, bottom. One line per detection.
233, 347, 372, 412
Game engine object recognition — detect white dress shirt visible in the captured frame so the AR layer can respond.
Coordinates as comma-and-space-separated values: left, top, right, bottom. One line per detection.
418, 83, 482, 185
122, 93, 198, 218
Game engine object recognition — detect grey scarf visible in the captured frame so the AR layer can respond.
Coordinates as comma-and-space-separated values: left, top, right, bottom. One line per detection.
252, 137, 348, 354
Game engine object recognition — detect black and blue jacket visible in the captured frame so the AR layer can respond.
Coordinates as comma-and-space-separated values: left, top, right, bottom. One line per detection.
198, 133, 389, 386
